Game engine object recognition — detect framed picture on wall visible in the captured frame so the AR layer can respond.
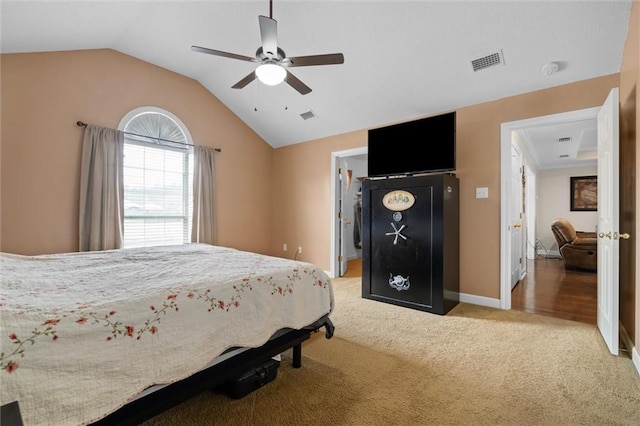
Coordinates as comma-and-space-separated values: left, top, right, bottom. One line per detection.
570, 175, 597, 211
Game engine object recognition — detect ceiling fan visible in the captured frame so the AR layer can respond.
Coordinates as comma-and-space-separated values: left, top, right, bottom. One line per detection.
191, 0, 344, 95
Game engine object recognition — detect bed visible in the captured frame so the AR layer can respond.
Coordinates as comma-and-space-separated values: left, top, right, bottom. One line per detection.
0, 243, 335, 426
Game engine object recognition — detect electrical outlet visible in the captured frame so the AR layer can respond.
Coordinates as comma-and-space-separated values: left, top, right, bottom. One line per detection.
283, 244, 288, 251
297, 246, 302, 254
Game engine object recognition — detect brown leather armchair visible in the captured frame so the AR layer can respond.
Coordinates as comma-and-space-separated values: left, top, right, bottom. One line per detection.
551, 218, 597, 272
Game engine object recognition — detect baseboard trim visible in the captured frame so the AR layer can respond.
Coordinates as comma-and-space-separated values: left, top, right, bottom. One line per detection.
620, 323, 633, 354
459, 293, 501, 309
620, 323, 640, 376
536, 249, 561, 258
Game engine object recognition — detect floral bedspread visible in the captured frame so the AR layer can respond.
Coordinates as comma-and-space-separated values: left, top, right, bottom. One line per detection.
0, 243, 334, 426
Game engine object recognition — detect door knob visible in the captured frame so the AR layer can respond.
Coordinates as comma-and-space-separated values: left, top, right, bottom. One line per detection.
599, 231, 612, 239
620, 232, 631, 239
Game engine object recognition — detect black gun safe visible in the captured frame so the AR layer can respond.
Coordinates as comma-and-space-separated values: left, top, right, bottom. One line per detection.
361, 174, 459, 315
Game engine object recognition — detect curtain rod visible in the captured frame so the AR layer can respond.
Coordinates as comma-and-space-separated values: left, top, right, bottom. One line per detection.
76, 121, 221, 152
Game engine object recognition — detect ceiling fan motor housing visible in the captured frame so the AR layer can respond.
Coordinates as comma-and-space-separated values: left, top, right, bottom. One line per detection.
257, 47, 287, 63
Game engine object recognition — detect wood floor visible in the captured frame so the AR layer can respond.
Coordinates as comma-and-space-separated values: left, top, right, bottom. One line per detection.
343, 258, 363, 278
345, 256, 597, 325
512, 256, 597, 325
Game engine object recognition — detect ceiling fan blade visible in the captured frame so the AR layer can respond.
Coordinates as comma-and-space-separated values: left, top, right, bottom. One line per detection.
259, 15, 278, 59
231, 71, 257, 89
286, 53, 344, 67
285, 70, 312, 95
191, 45, 257, 63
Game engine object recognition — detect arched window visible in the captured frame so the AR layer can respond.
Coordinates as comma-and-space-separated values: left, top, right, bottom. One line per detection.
119, 107, 194, 248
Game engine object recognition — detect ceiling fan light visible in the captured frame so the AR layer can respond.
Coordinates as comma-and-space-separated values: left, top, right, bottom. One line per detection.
256, 63, 286, 86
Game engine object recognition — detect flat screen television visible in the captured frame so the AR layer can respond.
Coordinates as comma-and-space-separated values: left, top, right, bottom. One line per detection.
367, 111, 456, 177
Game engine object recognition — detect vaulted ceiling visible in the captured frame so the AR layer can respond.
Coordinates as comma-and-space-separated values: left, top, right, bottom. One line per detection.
1, 1, 632, 168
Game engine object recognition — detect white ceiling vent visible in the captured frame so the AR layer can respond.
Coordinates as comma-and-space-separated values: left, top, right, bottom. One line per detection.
558, 136, 572, 142
471, 50, 505, 72
300, 110, 316, 120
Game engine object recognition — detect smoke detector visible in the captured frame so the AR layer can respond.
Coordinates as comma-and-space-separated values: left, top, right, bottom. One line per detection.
541, 62, 559, 76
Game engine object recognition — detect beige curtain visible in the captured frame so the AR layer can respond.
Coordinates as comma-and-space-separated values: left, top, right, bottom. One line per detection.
78, 124, 125, 251
192, 145, 216, 244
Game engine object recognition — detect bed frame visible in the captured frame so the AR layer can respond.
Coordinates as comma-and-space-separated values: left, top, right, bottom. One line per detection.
1, 319, 334, 426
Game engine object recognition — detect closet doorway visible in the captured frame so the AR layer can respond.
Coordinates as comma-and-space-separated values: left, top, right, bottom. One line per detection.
330, 147, 367, 278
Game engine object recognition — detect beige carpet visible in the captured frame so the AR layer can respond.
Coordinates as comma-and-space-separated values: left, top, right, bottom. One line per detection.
143, 277, 640, 426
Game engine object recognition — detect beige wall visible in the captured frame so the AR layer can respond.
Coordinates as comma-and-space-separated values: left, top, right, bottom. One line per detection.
271, 131, 365, 264
0, 49, 273, 255
1, 5, 638, 362
0, 54, 3, 249
536, 166, 598, 253
274, 74, 619, 299
271, 0, 638, 381
619, 0, 639, 361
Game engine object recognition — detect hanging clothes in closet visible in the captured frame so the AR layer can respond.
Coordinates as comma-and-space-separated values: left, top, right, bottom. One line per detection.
353, 189, 363, 249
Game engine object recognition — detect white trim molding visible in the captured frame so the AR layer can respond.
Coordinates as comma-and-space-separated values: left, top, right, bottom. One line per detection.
620, 322, 640, 376
459, 293, 501, 309
500, 107, 600, 310
329, 146, 367, 279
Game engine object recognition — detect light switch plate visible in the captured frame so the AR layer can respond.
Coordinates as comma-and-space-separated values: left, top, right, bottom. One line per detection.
476, 187, 489, 199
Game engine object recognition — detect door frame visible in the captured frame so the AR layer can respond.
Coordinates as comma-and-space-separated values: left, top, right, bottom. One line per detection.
500, 106, 601, 309
510, 143, 524, 289
330, 146, 368, 278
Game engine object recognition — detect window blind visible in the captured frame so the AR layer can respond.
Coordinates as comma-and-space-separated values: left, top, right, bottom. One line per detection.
123, 141, 193, 248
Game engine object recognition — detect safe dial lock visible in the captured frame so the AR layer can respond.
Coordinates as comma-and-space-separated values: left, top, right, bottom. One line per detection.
386, 222, 407, 245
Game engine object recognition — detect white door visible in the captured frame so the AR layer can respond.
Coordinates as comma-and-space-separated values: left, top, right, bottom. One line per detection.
597, 88, 620, 355
510, 144, 523, 288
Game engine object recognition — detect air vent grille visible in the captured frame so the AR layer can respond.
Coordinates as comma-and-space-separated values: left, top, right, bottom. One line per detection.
300, 110, 316, 120
558, 137, 572, 142
471, 50, 504, 72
